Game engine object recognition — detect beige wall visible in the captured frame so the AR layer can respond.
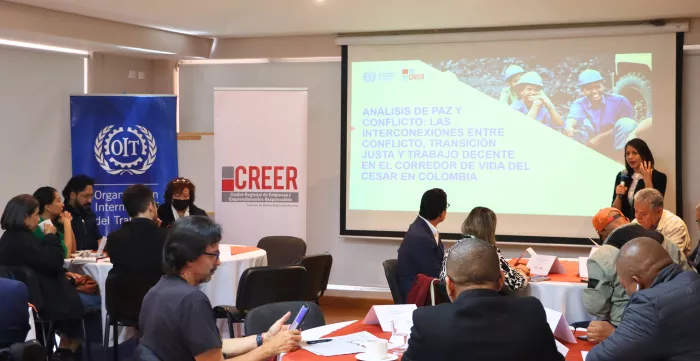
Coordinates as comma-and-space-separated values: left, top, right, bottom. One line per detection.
211, 35, 339, 59
88, 53, 175, 94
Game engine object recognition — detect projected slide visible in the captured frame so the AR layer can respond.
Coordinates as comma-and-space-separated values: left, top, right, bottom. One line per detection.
348, 53, 653, 217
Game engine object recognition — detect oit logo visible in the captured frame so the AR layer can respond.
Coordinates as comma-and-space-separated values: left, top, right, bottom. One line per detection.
94, 125, 157, 175
363, 71, 377, 83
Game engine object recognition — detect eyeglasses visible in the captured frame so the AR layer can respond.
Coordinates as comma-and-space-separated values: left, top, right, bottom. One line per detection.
173, 177, 192, 184
446, 203, 451, 209
203, 251, 220, 261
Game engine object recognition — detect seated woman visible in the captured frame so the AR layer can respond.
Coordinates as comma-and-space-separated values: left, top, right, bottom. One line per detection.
0, 194, 99, 361
32, 187, 76, 258
157, 177, 208, 228
440, 206, 530, 291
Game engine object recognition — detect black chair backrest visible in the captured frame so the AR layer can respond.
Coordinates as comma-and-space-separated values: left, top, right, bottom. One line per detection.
105, 270, 151, 324
5, 266, 44, 312
244, 301, 325, 336
257, 236, 306, 266
134, 344, 163, 361
295, 254, 332, 301
236, 266, 307, 313
382, 259, 405, 304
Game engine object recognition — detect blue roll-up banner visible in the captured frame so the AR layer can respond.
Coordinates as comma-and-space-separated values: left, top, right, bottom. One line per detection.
70, 95, 178, 235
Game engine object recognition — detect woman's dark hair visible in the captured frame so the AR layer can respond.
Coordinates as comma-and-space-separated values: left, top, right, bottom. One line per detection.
33, 186, 58, 214
163, 216, 222, 275
62, 174, 95, 200
461, 207, 498, 246
624, 138, 655, 175
419, 188, 447, 220
1, 194, 39, 231
164, 177, 196, 204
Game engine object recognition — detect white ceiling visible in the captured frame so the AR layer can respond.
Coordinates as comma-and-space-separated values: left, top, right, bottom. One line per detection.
8, 0, 700, 38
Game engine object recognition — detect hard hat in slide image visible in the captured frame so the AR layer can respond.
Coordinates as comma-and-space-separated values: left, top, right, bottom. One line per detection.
503, 65, 525, 82
516, 71, 544, 88
578, 69, 604, 87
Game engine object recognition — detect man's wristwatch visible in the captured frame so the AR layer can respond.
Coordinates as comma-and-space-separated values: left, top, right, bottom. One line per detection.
256, 333, 264, 347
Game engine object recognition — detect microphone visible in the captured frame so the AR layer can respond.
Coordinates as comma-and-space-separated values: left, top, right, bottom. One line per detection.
620, 169, 629, 185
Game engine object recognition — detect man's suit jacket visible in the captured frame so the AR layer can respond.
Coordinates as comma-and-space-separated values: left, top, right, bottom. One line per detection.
105, 218, 168, 320
403, 289, 564, 361
396, 216, 444, 300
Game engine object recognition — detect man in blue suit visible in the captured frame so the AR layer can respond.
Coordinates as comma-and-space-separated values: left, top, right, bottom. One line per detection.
396, 188, 448, 300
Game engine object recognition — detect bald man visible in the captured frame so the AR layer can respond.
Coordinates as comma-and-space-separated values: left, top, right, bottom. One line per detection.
587, 237, 700, 361
584, 207, 691, 334
403, 238, 563, 361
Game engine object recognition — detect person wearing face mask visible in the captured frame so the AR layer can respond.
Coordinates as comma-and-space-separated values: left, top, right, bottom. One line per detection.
32, 186, 76, 258
587, 237, 700, 361
158, 177, 208, 228
105, 184, 168, 321
62, 175, 102, 251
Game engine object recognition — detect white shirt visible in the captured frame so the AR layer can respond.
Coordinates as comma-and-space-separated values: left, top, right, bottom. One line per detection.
632, 209, 691, 254
171, 206, 190, 221
419, 216, 440, 245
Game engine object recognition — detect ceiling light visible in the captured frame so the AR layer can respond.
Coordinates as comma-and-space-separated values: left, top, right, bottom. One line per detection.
0, 38, 88, 55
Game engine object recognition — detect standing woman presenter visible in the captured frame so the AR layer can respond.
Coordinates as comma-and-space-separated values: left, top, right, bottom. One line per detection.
612, 138, 667, 220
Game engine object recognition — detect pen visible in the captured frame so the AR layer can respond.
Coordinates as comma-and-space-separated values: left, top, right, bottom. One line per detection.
306, 339, 333, 344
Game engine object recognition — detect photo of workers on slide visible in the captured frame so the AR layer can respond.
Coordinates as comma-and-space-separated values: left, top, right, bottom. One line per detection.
432, 53, 653, 161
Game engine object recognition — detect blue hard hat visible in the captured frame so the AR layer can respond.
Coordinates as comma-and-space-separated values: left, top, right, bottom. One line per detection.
578, 69, 604, 87
503, 65, 525, 82
516, 71, 544, 88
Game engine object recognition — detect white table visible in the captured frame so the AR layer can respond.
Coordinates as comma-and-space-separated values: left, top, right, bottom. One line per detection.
64, 244, 267, 344
516, 258, 594, 324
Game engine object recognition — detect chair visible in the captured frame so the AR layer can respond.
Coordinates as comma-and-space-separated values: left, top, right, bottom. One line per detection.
382, 259, 405, 304
214, 266, 307, 337
244, 301, 325, 336
0, 340, 46, 361
257, 236, 307, 266
134, 344, 163, 361
295, 254, 333, 304
103, 271, 146, 361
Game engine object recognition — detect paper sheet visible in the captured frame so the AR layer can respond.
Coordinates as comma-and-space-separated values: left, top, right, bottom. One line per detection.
544, 307, 577, 344
579, 257, 589, 279
555, 339, 569, 357
301, 331, 381, 356
363, 304, 416, 332
528, 255, 565, 276
582, 351, 589, 360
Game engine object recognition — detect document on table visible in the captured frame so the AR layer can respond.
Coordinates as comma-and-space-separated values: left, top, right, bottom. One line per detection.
301, 331, 381, 356
582, 351, 589, 360
363, 304, 417, 332
555, 339, 569, 357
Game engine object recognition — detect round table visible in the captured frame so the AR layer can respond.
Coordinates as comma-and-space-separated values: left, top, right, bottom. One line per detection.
282, 320, 594, 361
64, 244, 267, 344
512, 258, 595, 324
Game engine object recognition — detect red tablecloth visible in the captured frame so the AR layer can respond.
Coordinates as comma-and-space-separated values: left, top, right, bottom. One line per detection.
284, 321, 594, 361
229, 245, 262, 255
509, 259, 584, 283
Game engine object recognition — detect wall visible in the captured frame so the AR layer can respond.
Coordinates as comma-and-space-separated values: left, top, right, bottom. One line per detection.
88, 53, 175, 94
682, 53, 700, 243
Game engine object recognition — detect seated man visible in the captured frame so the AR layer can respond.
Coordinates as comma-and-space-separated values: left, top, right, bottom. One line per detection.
632, 188, 691, 255
585, 207, 691, 342
396, 189, 448, 300
587, 237, 700, 361
139, 216, 301, 361
62, 175, 102, 251
105, 184, 168, 320
687, 203, 700, 270
564, 69, 636, 157
403, 238, 564, 361
511, 72, 564, 128
0, 277, 29, 349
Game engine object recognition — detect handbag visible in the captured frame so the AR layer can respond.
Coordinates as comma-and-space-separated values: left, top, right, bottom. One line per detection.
65, 272, 99, 295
